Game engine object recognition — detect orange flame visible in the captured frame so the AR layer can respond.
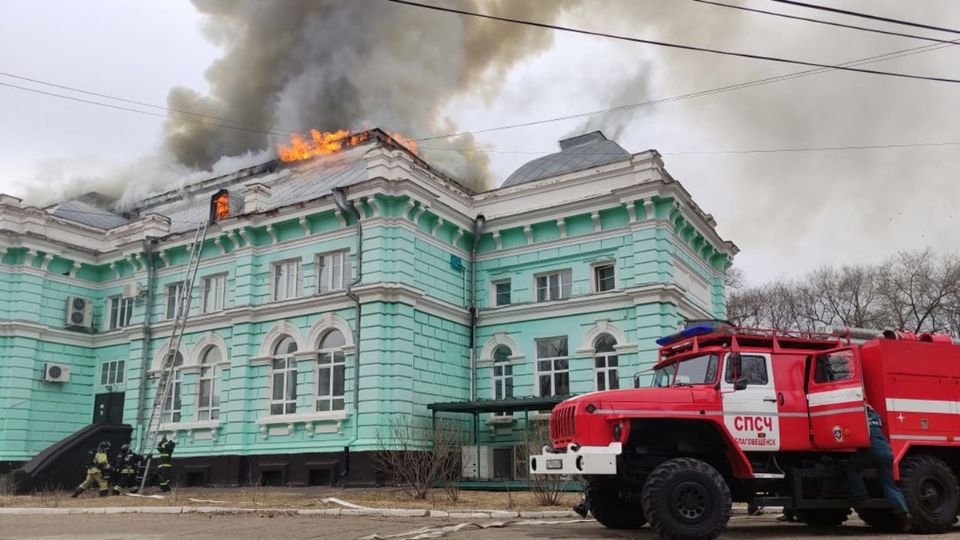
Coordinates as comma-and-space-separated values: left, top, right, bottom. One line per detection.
277, 129, 419, 163
214, 192, 229, 220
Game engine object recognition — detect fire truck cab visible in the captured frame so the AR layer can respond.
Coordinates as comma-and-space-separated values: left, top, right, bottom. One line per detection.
530, 323, 960, 539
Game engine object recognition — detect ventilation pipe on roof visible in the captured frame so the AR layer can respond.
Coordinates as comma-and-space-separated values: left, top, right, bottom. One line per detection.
469, 215, 486, 402
332, 188, 363, 482
135, 237, 158, 447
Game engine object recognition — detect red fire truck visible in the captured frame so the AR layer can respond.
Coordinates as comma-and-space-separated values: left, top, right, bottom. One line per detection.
530, 323, 960, 539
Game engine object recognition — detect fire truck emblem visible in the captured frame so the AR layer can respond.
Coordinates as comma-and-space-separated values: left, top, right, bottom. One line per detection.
832, 425, 843, 442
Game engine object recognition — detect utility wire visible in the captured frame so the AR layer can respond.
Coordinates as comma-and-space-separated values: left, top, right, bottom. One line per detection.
0, 71, 300, 136
694, 0, 959, 44
769, 0, 960, 36
386, 0, 960, 85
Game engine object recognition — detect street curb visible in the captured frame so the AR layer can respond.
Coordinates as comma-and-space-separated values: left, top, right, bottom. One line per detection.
0, 506, 580, 519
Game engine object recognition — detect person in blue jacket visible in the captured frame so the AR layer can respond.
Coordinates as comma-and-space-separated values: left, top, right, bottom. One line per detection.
846, 403, 911, 532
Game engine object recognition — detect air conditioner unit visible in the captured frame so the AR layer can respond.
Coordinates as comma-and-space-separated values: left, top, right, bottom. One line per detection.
461, 445, 493, 480
122, 282, 141, 299
65, 296, 93, 328
43, 363, 70, 383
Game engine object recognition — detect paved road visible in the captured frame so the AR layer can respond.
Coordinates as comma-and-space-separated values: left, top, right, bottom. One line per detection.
0, 513, 932, 539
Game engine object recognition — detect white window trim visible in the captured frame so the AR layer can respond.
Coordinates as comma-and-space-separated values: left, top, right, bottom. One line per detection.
271, 258, 302, 302
161, 363, 184, 424
534, 269, 572, 303
100, 359, 125, 386
315, 250, 350, 295
491, 279, 511, 307
200, 273, 228, 314
315, 347, 347, 413
269, 354, 298, 416
591, 261, 617, 293
535, 337, 570, 397
195, 349, 223, 422
165, 282, 185, 320
107, 296, 134, 331
593, 350, 620, 392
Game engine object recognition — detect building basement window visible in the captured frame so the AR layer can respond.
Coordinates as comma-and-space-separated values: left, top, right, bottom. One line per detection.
536, 336, 569, 397
100, 360, 125, 386
108, 296, 134, 330
536, 270, 572, 302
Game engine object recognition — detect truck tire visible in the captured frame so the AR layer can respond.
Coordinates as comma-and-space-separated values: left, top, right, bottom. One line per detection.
641, 458, 731, 540
856, 508, 900, 531
586, 482, 646, 529
794, 508, 849, 527
900, 454, 960, 533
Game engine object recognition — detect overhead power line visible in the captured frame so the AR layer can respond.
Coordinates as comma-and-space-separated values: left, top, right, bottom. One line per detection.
694, 0, 959, 44
769, 0, 960, 36
386, 0, 960, 85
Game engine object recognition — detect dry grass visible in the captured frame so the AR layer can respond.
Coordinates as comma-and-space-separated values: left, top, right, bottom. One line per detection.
0, 486, 576, 511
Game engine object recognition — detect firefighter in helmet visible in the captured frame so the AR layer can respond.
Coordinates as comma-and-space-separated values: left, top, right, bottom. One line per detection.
71, 441, 112, 497
156, 435, 176, 492
111, 443, 140, 495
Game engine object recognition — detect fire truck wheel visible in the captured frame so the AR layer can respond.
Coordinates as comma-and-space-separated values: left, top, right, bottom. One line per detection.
794, 508, 849, 527
586, 482, 647, 529
641, 458, 731, 540
900, 454, 960, 533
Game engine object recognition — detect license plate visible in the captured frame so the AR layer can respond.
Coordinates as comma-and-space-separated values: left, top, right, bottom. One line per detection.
546, 459, 564, 470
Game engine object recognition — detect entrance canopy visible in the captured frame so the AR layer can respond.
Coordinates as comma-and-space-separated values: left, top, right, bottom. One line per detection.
427, 395, 569, 415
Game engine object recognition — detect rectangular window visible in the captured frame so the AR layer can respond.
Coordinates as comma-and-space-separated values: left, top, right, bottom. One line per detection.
162, 370, 183, 424
316, 350, 346, 412
99, 360, 125, 386
197, 364, 221, 421
108, 296, 134, 330
202, 274, 227, 314
493, 280, 511, 307
814, 350, 855, 383
594, 264, 616, 293
317, 251, 350, 294
536, 337, 569, 397
270, 357, 297, 415
272, 259, 301, 301
536, 270, 572, 302
594, 354, 619, 391
165, 282, 185, 320
724, 355, 769, 386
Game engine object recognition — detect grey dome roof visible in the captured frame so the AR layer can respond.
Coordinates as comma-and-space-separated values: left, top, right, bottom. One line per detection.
502, 131, 630, 188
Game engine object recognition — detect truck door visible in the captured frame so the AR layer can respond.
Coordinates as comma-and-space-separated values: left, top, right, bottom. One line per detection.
721, 353, 780, 451
806, 347, 870, 449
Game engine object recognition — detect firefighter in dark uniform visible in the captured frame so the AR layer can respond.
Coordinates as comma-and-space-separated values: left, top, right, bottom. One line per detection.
156, 435, 176, 492
846, 403, 912, 532
112, 444, 140, 495
71, 441, 112, 497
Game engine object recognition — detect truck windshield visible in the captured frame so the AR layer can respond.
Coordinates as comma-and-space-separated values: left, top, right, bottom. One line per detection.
652, 354, 719, 387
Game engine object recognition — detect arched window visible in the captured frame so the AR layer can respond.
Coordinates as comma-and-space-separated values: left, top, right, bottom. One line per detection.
492, 345, 513, 416
594, 334, 619, 391
270, 336, 298, 415
161, 352, 184, 423
316, 330, 346, 412
197, 347, 222, 421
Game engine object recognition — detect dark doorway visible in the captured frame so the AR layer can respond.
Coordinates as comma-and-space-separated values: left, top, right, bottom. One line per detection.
92, 392, 125, 424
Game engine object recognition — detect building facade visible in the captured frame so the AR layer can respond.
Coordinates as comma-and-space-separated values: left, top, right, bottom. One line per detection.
0, 130, 736, 486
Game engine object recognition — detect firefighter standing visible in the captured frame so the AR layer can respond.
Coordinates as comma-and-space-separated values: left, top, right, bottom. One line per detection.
111, 444, 140, 495
156, 435, 176, 492
846, 404, 912, 532
71, 441, 112, 498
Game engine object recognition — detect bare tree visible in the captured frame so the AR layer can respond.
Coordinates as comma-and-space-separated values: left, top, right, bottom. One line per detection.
373, 415, 466, 501
524, 419, 567, 506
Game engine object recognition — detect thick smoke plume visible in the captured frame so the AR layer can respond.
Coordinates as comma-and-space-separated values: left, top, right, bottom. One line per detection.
164, 0, 578, 192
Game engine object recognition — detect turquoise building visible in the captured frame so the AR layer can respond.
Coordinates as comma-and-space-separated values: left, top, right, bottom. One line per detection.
0, 129, 736, 486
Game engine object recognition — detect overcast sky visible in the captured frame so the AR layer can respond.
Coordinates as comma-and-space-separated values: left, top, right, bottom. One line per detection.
0, 0, 957, 284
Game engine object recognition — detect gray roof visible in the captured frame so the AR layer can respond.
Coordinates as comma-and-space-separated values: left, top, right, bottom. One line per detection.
49, 200, 131, 230
502, 131, 630, 188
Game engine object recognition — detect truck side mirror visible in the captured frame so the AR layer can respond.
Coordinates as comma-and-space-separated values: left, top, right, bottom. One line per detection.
734, 378, 748, 391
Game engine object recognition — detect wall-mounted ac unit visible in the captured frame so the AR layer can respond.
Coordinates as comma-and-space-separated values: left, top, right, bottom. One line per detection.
65, 296, 93, 328
122, 282, 141, 299
43, 363, 70, 383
